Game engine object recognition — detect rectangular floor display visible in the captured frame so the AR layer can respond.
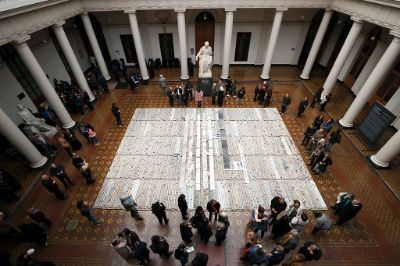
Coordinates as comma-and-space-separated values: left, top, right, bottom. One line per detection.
94, 108, 327, 210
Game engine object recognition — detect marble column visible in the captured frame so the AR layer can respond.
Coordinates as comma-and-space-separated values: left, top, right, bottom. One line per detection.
338, 33, 366, 81
175, 9, 189, 80
125, 10, 149, 81
81, 12, 111, 80
300, 9, 333, 80
52, 21, 95, 101
339, 35, 400, 128
220, 8, 235, 80
370, 130, 400, 168
13, 36, 75, 129
0, 108, 47, 168
260, 7, 287, 80
321, 17, 363, 99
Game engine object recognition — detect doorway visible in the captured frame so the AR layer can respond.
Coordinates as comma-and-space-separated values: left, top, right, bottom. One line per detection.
120, 34, 138, 64
195, 11, 215, 62
158, 33, 174, 67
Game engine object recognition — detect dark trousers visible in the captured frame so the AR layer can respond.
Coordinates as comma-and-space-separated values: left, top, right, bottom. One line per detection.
254, 229, 265, 239
281, 104, 288, 114
56, 174, 74, 189
52, 186, 65, 200
218, 99, 224, 107
156, 213, 169, 224
301, 136, 311, 146
115, 115, 122, 126
197, 101, 202, 108
179, 208, 188, 220
168, 97, 174, 107
212, 96, 216, 105
208, 211, 218, 222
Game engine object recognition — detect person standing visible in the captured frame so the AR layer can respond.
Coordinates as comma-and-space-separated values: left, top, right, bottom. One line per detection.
335, 199, 363, 225
97, 75, 109, 94
254, 84, 260, 102
312, 212, 332, 234
49, 163, 74, 189
195, 89, 203, 108
252, 205, 268, 239
82, 92, 94, 111
120, 195, 143, 220
178, 194, 188, 220
257, 82, 266, 104
310, 87, 324, 108
150, 235, 174, 258
263, 80, 273, 107
237, 87, 246, 106
26, 207, 52, 228
211, 83, 217, 105
133, 241, 150, 265
313, 114, 324, 129
76, 200, 101, 225
217, 86, 225, 107
159, 75, 167, 95
270, 196, 287, 223
174, 243, 189, 266
112, 103, 123, 127
41, 174, 65, 200
88, 127, 100, 146
33, 133, 55, 157
298, 240, 322, 261
281, 93, 291, 114
322, 118, 334, 137
206, 199, 221, 222
151, 201, 169, 224
215, 211, 230, 246
297, 96, 309, 117
167, 87, 174, 107
320, 93, 332, 112
301, 124, 317, 146
180, 221, 193, 243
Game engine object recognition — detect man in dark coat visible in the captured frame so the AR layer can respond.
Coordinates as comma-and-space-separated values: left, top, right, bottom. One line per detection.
150, 235, 173, 258
111, 103, 123, 127
336, 199, 363, 225
180, 221, 193, 243
41, 174, 65, 200
270, 196, 287, 223
49, 163, 74, 189
178, 194, 188, 220
132, 241, 150, 265
280, 94, 291, 114
18, 223, 48, 247
298, 240, 322, 261
151, 201, 168, 224
27, 207, 52, 228
297, 96, 309, 117
310, 87, 324, 108
217, 87, 225, 107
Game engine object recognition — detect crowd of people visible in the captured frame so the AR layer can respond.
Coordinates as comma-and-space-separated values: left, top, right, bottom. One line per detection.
0, 60, 368, 266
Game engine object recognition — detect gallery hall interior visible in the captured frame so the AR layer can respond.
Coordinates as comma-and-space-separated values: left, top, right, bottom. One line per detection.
0, 0, 400, 265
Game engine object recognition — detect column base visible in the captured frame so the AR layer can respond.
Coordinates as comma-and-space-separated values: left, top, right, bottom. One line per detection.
30, 156, 48, 169
105, 75, 112, 81
62, 120, 76, 129
220, 75, 228, 80
338, 119, 353, 128
142, 77, 150, 85
369, 155, 389, 168
180, 75, 189, 80
300, 73, 310, 80
260, 74, 270, 80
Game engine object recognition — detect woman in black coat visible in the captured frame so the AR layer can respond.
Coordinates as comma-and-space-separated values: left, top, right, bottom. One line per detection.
180, 221, 193, 243
178, 194, 188, 220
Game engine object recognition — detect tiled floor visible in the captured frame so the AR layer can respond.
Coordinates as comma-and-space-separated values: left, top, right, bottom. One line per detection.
1, 66, 400, 266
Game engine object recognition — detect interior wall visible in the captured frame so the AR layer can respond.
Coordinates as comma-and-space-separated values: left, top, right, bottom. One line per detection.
102, 22, 310, 66
65, 25, 91, 71
0, 61, 37, 125
32, 39, 70, 82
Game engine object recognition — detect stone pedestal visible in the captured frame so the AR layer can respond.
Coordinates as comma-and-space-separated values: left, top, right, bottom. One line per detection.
199, 78, 212, 96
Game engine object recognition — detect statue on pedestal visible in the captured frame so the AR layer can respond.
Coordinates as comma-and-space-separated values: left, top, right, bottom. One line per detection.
17, 104, 57, 138
196, 41, 213, 78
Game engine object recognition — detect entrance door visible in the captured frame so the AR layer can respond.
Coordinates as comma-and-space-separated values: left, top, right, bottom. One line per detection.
159, 33, 174, 67
195, 12, 215, 60
120, 34, 138, 64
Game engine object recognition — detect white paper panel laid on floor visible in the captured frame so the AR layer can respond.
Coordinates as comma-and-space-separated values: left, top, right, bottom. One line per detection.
94, 108, 327, 210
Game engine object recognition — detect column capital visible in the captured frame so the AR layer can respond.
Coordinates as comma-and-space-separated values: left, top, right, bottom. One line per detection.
14, 35, 31, 45
276, 7, 288, 12
174, 8, 186, 13
325, 8, 333, 13
351, 15, 363, 24
124, 9, 137, 14
52, 20, 66, 29
225, 8, 236, 12
390, 30, 400, 40
81, 11, 89, 16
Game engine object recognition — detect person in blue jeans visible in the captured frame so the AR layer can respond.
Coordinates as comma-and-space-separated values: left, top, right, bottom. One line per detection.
77, 200, 100, 225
